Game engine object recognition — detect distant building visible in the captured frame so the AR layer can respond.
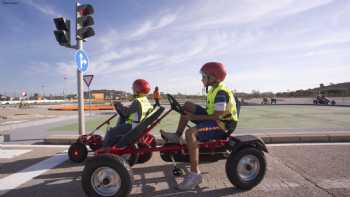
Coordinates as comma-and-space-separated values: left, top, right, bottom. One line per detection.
0, 94, 10, 101
85, 90, 130, 101
318, 82, 350, 97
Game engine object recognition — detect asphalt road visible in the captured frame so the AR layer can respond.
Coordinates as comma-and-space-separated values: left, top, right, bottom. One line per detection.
0, 143, 349, 197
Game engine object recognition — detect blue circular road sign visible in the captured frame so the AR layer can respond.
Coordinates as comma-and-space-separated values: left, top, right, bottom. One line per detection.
74, 50, 89, 72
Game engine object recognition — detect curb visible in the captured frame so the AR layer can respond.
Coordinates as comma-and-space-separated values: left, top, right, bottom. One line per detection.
44, 131, 350, 145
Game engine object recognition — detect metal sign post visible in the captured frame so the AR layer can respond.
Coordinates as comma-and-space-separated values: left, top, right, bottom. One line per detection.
76, 1, 85, 135
76, 44, 85, 134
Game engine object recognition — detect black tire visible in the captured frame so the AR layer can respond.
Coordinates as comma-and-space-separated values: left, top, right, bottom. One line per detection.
225, 147, 266, 190
68, 142, 88, 163
82, 154, 133, 197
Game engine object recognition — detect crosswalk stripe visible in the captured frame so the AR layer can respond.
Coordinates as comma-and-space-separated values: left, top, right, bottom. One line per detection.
0, 149, 32, 159
0, 153, 67, 196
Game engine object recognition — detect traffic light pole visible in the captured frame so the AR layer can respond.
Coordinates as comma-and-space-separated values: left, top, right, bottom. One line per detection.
76, 1, 85, 135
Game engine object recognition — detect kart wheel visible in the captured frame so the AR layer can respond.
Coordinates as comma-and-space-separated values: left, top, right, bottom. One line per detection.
225, 147, 266, 190
82, 154, 133, 197
136, 143, 153, 164
68, 142, 88, 163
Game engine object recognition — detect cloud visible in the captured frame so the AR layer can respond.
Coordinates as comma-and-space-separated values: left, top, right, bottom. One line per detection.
129, 13, 177, 38
24, 0, 64, 17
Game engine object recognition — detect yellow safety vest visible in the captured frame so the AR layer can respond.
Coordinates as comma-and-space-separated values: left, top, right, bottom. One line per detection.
127, 96, 153, 126
206, 82, 238, 122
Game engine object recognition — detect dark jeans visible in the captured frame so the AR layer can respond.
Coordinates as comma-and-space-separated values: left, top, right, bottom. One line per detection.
103, 122, 132, 147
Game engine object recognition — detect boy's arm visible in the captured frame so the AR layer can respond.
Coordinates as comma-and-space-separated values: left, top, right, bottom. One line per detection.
121, 100, 139, 117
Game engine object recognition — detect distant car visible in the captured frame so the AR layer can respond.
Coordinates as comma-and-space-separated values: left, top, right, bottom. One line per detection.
313, 96, 336, 105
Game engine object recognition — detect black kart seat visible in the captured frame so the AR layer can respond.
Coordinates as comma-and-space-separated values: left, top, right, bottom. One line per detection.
116, 106, 165, 147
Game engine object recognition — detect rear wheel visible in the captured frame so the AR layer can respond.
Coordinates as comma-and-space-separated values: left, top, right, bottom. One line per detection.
82, 154, 133, 197
68, 142, 88, 163
225, 147, 266, 190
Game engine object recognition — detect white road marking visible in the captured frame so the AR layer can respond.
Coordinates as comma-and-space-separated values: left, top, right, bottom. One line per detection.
0, 153, 68, 196
0, 149, 32, 159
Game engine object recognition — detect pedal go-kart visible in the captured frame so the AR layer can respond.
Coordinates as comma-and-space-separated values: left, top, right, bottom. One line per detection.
80, 94, 268, 197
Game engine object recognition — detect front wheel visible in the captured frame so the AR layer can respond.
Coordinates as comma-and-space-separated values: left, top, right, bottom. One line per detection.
68, 142, 88, 163
225, 147, 266, 190
82, 154, 133, 197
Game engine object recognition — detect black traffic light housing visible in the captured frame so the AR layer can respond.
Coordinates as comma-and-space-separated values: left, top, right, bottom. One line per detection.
76, 4, 95, 40
53, 17, 71, 47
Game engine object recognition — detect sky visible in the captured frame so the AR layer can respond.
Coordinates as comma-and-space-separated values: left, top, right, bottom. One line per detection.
0, 0, 350, 96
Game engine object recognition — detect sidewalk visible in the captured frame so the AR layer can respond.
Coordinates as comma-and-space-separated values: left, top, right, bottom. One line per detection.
44, 131, 350, 145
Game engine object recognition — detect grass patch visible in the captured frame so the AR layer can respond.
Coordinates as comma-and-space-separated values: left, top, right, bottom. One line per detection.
49, 106, 350, 133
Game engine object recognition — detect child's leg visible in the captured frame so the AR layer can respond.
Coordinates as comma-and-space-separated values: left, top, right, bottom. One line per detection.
175, 102, 202, 136
185, 127, 200, 173
102, 123, 132, 147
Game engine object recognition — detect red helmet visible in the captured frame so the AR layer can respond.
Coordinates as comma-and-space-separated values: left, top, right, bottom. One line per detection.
133, 79, 151, 94
200, 62, 227, 82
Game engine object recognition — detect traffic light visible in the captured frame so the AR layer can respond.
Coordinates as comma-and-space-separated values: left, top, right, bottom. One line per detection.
53, 17, 71, 47
76, 4, 95, 40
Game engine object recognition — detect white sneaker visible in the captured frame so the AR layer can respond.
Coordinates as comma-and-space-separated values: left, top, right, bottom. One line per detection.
160, 130, 180, 143
176, 172, 203, 190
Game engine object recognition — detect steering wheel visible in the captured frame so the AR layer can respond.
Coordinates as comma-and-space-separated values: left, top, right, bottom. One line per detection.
166, 94, 184, 114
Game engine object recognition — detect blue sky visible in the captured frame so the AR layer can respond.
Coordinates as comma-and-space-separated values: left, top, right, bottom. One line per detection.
1, 0, 350, 96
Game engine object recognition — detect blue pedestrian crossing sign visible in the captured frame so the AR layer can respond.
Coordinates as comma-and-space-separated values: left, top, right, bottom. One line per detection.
74, 50, 89, 72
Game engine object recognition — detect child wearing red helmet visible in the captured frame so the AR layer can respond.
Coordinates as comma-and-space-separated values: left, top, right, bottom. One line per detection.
161, 62, 239, 190
103, 79, 153, 147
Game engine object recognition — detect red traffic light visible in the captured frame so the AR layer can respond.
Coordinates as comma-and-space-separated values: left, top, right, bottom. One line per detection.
77, 4, 94, 16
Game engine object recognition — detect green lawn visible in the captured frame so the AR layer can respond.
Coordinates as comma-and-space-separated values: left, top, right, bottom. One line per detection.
49, 106, 350, 134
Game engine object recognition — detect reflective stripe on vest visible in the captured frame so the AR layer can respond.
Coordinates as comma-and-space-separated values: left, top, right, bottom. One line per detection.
127, 96, 153, 127
206, 82, 238, 122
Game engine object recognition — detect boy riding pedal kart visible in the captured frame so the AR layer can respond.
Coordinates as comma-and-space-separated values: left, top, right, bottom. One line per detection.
103, 79, 153, 148
161, 62, 239, 190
